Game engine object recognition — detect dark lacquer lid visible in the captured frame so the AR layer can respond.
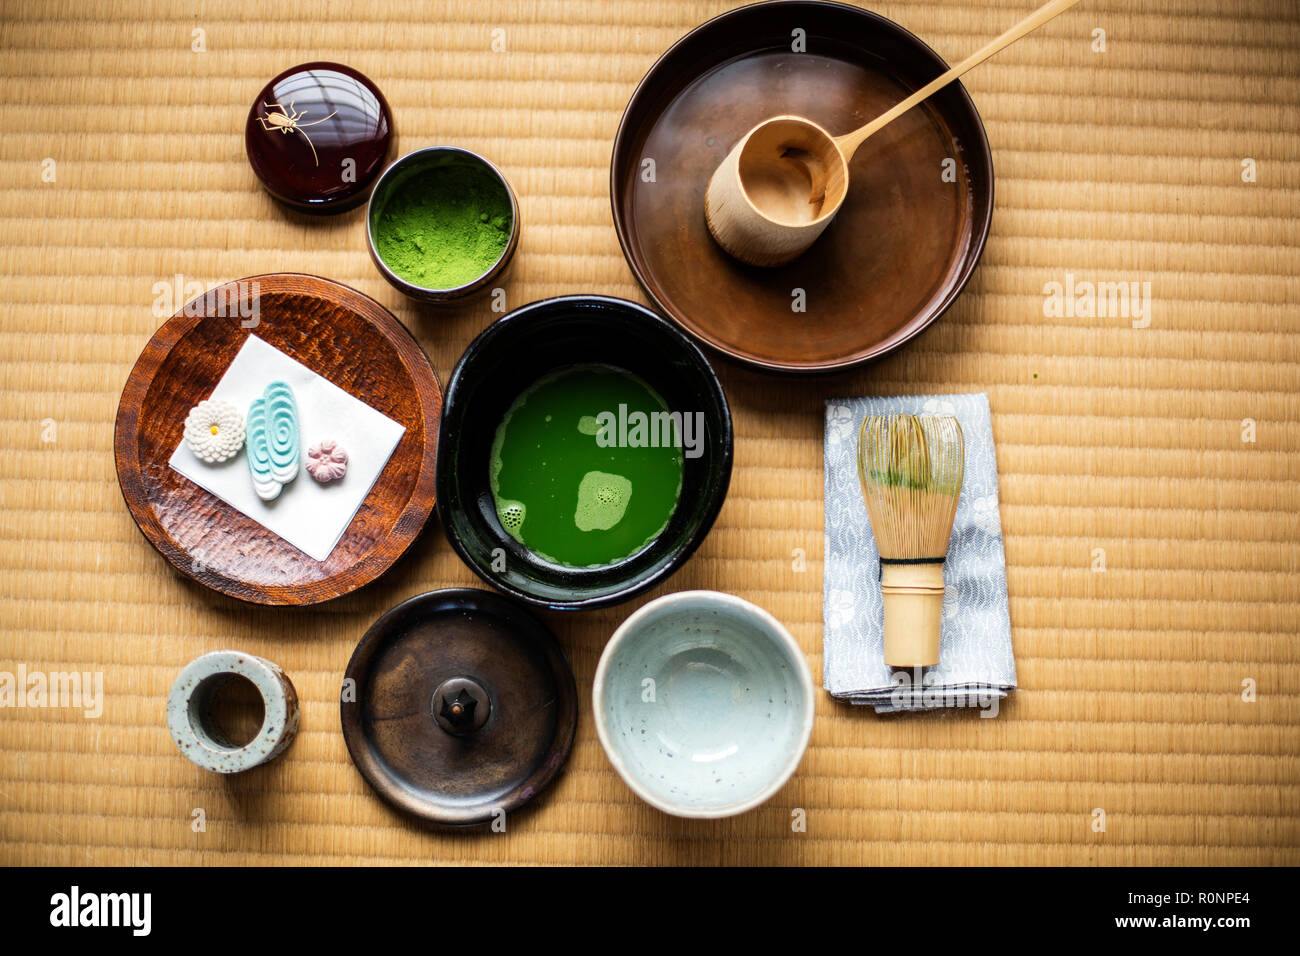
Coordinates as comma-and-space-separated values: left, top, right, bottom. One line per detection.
340, 589, 579, 826
245, 62, 395, 214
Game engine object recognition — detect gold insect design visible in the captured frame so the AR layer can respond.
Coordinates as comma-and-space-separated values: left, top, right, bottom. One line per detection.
256, 100, 338, 167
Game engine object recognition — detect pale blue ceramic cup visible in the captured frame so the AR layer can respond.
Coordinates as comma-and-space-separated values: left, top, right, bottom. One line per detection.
593, 590, 815, 818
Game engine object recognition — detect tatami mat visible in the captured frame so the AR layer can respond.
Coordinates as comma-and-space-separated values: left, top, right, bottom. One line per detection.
0, 0, 1296, 865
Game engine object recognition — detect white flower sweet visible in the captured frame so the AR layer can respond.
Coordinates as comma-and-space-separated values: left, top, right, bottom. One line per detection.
184, 400, 245, 464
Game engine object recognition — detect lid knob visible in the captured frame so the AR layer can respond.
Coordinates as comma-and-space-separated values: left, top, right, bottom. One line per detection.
432, 677, 491, 735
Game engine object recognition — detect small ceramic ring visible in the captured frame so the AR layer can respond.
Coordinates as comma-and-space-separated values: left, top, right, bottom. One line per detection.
166, 650, 299, 774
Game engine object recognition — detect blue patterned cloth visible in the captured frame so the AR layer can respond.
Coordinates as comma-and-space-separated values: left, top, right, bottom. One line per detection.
823, 393, 1016, 713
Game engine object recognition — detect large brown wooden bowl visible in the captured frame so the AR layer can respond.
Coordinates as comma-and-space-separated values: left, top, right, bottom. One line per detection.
610, 0, 995, 374
114, 273, 442, 605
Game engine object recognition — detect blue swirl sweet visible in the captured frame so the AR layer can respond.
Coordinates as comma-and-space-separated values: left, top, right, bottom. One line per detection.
246, 381, 300, 500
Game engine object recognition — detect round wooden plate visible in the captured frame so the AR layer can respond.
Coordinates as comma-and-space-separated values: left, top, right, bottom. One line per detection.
114, 273, 442, 605
610, 0, 995, 374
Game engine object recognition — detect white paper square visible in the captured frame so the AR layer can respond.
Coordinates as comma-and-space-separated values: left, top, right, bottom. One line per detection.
168, 335, 407, 562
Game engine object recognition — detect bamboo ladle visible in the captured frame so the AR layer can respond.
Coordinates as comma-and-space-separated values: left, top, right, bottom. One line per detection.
705, 0, 1081, 267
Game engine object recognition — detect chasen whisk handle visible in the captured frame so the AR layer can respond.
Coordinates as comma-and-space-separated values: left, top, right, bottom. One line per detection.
880, 560, 945, 667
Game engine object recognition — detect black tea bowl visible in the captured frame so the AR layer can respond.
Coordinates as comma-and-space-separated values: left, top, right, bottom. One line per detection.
436, 295, 733, 610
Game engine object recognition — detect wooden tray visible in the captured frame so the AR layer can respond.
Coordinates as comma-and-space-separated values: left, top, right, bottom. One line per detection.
610, 0, 994, 373
114, 273, 442, 605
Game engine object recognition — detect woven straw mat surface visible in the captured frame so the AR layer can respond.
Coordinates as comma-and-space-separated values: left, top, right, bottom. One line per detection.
0, 0, 1297, 864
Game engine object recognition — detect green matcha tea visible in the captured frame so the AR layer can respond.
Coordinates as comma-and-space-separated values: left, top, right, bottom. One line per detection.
373, 163, 512, 289
490, 364, 684, 567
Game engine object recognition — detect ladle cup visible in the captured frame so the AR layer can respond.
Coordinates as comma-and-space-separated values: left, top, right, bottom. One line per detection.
705, 0, 1080, 267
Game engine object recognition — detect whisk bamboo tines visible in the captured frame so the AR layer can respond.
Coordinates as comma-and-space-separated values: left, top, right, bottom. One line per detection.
857, 414, 965, 667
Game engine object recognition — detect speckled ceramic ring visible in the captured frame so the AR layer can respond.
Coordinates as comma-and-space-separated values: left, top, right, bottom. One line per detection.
166, 651, 299, 774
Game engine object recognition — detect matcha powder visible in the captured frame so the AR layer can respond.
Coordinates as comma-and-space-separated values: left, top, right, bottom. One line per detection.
374, 164, 513, 289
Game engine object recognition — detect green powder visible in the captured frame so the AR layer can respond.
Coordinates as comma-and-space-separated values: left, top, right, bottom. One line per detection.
373, 164, 512, 289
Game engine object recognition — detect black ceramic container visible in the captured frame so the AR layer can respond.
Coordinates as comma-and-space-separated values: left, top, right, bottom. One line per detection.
436, 295, 733, 610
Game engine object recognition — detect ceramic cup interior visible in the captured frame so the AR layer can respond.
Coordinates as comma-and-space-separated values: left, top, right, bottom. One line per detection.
366, 146, 520, 303
436, 296, 733, 610
593, 591, 814, 818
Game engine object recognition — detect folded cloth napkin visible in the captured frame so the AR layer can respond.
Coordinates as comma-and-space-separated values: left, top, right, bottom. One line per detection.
822, 393, 1016, 714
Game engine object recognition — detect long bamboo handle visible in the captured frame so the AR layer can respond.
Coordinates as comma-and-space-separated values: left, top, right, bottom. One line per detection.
835, 0, 1082, 159
881, 561, 945, 667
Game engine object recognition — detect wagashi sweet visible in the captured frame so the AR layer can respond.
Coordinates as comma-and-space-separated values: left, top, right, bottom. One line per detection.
305, 439, 348, 483
246, 382, 300, 500
184, 400, 245, 464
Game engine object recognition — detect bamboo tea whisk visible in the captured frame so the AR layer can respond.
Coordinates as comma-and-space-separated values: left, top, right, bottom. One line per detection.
857, 414, 965, 668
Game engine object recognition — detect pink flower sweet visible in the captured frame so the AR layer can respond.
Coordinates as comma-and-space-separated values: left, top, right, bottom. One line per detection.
305, 439, 348, 483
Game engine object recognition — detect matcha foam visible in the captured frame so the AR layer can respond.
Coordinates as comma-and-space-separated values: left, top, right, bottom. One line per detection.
574, 471, 632, 531
496, 499, 526, 536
